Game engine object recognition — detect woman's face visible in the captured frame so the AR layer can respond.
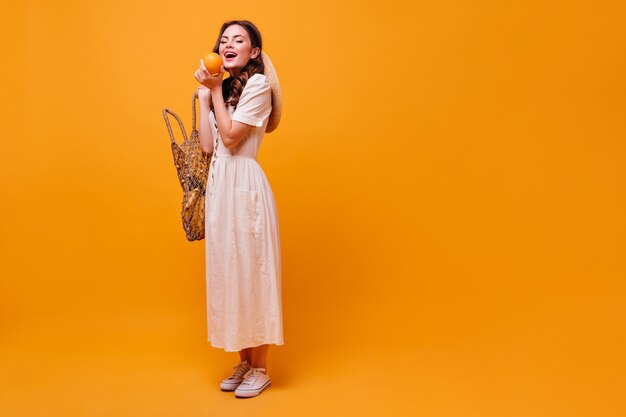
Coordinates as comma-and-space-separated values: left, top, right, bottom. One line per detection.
218, 24, 260, 76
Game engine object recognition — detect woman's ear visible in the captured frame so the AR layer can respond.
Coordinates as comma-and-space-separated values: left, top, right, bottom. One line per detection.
251, 47, 261, 60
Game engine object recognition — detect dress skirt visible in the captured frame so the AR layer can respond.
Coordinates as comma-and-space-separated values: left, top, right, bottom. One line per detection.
205, 153, 284, 352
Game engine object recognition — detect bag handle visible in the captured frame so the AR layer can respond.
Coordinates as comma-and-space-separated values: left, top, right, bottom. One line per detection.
162, 107, 188, 144
191, 90, 199, 132
191, 89, 213, 132
162, 90, 201, 144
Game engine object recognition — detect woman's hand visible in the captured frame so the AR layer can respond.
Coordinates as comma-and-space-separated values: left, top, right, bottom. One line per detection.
196, 85, 212, 105
194, 59, 225, 91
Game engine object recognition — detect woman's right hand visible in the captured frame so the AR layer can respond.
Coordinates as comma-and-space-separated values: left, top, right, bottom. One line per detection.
196, 85, 212, 105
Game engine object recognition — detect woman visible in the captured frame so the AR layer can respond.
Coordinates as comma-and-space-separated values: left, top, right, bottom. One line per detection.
194, 20, 284, 398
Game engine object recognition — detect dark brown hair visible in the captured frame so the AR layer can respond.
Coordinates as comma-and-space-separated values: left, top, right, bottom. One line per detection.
209, 20, 265, 113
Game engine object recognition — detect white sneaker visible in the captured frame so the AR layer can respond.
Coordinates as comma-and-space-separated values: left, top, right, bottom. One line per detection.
234, 367, 271, 398
220, 360, 251, 391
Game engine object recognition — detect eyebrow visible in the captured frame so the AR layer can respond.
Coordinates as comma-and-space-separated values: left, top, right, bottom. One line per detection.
221, 34, 245, 39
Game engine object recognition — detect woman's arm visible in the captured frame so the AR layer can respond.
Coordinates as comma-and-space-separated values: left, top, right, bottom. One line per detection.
197, 87, 214, 154
195, 61, 253, 149
210, 86, 253, 149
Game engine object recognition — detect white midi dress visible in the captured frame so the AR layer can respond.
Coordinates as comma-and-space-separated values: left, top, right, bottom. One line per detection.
205, 73, 284, 352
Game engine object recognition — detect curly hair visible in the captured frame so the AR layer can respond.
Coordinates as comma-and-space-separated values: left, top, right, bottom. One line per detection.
209, 20, 265, 113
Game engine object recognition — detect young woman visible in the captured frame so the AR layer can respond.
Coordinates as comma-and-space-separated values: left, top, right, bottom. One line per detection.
194, 20, 283, 398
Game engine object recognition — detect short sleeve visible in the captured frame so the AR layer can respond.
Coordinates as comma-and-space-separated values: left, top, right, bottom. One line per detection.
231, 74, 272, 127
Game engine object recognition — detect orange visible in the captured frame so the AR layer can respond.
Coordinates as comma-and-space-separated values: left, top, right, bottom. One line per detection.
202, 52, 223, 76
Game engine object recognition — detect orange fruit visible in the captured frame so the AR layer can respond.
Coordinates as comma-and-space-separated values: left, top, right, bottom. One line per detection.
202, 52, 223, 75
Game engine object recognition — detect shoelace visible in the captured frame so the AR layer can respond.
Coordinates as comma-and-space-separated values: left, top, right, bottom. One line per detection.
230, 362, 250, 380
240, 368, 265, 385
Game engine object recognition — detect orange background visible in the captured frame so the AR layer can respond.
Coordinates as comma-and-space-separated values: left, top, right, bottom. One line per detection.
1, 1, 625, 416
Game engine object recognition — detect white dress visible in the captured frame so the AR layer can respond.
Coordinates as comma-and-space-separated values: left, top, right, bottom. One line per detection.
205, 73, 284, 352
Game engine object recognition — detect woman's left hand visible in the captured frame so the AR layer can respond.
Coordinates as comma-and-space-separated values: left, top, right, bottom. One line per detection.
195, 59, 224, 91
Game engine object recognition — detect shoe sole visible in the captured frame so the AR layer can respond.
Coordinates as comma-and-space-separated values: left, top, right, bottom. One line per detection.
234, 380, 271, 398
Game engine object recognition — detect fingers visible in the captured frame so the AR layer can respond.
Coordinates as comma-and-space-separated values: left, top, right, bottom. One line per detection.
194, 69, 207, 84
197, 60, 210, 78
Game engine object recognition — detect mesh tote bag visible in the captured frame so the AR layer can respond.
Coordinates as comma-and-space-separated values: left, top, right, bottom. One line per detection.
162, 91, 212, 241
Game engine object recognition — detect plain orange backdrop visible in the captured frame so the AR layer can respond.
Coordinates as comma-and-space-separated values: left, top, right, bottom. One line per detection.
1, 1, 625, 416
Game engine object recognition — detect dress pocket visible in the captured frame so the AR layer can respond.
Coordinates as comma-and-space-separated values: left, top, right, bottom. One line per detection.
234, 189, 261, 237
